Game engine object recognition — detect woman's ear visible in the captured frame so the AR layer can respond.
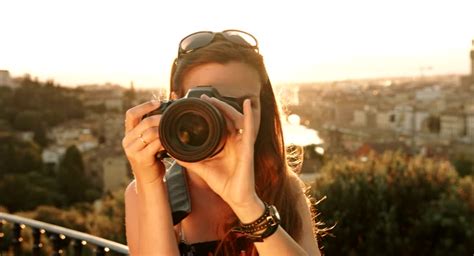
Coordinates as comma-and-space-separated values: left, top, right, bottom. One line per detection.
170, 91, 178, 100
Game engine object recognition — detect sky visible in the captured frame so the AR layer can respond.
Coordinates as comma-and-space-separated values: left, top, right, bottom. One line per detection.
1, 0, 473, 88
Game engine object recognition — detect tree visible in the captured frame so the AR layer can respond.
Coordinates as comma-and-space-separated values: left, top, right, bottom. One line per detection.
87, 190, 126, 244
12, 110, 43, 131
0, 135, 42, 175
56, 146, 101, 206
312, 152, 474, 255
32, 122, 49, 147
57, 146, 87, 205
4, 76, 86, 132
0, 173, 62, 212
451, 154, 474, 177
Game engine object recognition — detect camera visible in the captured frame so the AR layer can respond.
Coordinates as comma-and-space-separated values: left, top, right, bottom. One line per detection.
144, 86, 243, 162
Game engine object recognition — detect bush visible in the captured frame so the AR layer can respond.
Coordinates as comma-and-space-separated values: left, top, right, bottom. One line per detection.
312, 152, 474, 255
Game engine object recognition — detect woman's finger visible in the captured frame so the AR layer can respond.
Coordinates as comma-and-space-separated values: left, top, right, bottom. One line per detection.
141, 137, 165, 157
125, 126, 160, 151
201, 95, 243, 128
123, 115, 162, 147
242, 99, 255, 147
124, 100, 161, 134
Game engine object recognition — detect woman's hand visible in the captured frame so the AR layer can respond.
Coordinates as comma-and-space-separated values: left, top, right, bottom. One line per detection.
122, 100, 166, 184
176, 95, 264, 221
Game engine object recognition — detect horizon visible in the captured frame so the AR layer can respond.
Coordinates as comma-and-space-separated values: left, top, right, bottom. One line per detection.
3, 70, 467, 90
1, 0, 473, 89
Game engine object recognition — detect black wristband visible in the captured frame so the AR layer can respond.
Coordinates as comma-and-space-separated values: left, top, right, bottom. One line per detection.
240, 202, 270, 228
231, 203, 281, 242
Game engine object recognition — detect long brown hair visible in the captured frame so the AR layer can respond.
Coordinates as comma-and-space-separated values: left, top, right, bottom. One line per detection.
170, 37, 304, 255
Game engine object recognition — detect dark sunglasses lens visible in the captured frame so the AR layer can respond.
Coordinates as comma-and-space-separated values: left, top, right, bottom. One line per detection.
180, 32, 214, 53
223, 31, 257, 47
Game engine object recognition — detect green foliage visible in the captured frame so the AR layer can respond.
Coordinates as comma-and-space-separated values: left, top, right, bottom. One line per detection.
0, 86, 13, 119
312, 152, 474, 255
7, 188, 127, 254
451, 155, 474, 177
0, 173, 63, 212
26, 205, 89, 232
0, 135, 61, 212
87, 190, 127, 244
13, 110, 43, 131
0, 76, 85, 142
0, 135, 42, 174
0, 137, 102, 212
56, 146, 102, 206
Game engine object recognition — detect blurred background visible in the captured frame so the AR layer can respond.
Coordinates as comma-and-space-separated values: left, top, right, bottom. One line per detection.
1, 0, 473, 255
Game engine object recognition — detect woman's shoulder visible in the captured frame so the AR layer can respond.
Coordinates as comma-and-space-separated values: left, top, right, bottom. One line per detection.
285, 169, 314, 210
286, 169, 308, 192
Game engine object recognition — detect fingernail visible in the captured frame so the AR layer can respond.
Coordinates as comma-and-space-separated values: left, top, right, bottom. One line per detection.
201, 94, 210, 99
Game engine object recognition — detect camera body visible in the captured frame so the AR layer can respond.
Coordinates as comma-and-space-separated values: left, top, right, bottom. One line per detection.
145, 86, 243, 162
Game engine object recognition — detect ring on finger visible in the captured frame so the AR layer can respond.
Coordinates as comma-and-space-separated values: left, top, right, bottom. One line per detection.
139, 133, 148, 145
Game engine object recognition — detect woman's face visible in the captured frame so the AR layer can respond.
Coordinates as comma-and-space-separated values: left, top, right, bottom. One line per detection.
180, 62, 262, 136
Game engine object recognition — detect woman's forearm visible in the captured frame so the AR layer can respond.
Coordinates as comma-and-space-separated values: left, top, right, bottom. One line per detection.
136, 178, 179, 255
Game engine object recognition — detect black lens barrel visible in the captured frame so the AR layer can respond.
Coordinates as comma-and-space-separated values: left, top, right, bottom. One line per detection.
159, 98, 227, 162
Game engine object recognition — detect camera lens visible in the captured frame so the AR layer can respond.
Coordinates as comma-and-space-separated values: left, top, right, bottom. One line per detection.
176, 113, 209, 147
159, 98, 227, 162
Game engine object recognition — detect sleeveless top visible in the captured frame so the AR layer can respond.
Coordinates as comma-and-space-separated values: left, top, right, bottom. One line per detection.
178, 238, 251, 256
178, 240, 220, 256
178, 232, 253, 256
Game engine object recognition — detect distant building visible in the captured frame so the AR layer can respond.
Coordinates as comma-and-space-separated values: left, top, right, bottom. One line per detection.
414, 110, 430, 132
334, 103, 356, 126
353, 109, 367, 127
415, 85, 441, 102
48, 126, 99, 152
466, 103, 474, 141
78, 84, 124, 111
102, 156, 129, 193
394, 105, 414, 135
298, 87, 321, 108
440, 111, 465, 139
42, 146, 66, 166
375, 107, 396, 130
467, 114, 474, 141
0, 70, 15, 88
471, 39, 474, 80
463, 40, 474, 87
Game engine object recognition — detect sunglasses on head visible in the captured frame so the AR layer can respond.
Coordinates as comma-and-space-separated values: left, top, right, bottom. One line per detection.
178, 29, 259, 58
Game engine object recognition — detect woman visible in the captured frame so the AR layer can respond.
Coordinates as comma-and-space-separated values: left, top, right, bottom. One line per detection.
123, 30, 321, 255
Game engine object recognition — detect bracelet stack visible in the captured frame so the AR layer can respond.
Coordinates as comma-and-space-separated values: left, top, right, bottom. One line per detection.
232, 202, 281, 242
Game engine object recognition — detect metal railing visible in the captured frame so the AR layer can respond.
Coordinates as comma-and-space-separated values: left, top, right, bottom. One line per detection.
0, 212, 129, 255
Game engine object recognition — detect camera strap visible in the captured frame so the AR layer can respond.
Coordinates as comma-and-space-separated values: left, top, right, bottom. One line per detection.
165, 162, 192, 225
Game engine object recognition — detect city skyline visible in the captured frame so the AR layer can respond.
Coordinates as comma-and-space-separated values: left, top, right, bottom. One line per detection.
1, 0, 473, 88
